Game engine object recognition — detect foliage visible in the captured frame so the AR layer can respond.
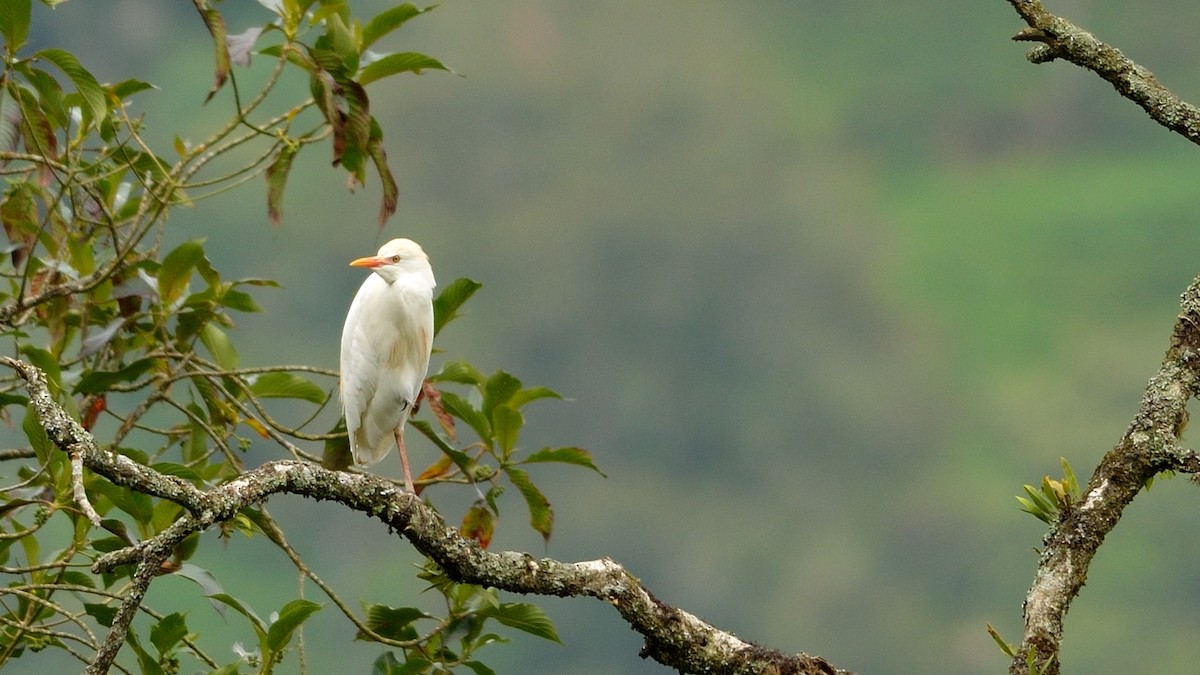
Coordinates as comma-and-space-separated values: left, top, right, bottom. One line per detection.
0, 2, 597, 673
1016, 457, 1080, 524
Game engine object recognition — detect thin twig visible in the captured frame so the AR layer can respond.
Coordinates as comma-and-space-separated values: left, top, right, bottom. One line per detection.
69, 452, 102, 527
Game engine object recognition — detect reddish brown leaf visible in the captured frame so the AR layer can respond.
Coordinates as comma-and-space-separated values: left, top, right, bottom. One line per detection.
20, 109, 57, 188
265, 145, 296, 228
309, 69, 345, 163
80, 394, 105, 431
1, 183, 38, 266
414, 454, 453, 495
422, 381, 456, 442
192, 0, 231, 103
460, 501, 494, 549
367, 118, 398, 228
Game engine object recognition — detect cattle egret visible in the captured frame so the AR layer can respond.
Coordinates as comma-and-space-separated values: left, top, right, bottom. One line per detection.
340, 238, 436, 492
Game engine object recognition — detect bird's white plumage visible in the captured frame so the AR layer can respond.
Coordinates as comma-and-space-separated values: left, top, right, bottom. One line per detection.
340, 238, 436, 469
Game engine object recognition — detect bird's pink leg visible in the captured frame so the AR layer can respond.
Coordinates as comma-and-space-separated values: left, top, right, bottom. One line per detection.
394, 427, 415, 493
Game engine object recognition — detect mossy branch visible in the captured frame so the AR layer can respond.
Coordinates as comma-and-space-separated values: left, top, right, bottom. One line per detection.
1006, 275, 1200, 675
6, 356, 850, 675
1006, 0, 1200, 145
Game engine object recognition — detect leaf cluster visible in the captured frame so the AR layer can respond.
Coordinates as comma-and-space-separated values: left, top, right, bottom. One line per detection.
361, 562, 560, 675
0, 3, 596, 674
1016, 457, 1080, 524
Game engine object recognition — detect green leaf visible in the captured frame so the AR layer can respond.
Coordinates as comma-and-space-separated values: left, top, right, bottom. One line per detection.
1060, 457, 1079, 497
22, 402, 54, 464
250, 371, 327, 404
358, 52, 451, 86
462, 661, 498, 675
265, 145, 296, 227
360, 604, 431, 641
200, 323, 239, 369
126, 626, 166, 675
432, 278, 482, 336
158, 239, 207, 306
362, 3, 428, 51
483, 371, 521, 419
93, 482, 154, 529
429, 358, 485, 386
322, 12, 358, 73
91, 535, 130, 554
184, 405, 210, 464
84, 602, 117, 628
208, 593, 266, 636
34, 48, 107, 124
150, 462, 203, 481
218, 287, 262, 313
510, 386, 562, 409
0, 0, 30, 52
506, 467, 553, 542
19, 345, 62, 394
522, 447, 606, 477
265, 598, 322, 654
476, 602, 561, 643
174, 531, 201, 562
60, 570, 96, 588
74, 358, 157, 394
109, 78, 156, 101
439, 391, 490, 443
409, 419, 478, 475
322, 417, 353, 471
150, 612, 189, 656
1016, 485, 1054, 524
151, 499, 184, 535
372, 651, 432, 675
986, 623, 1016, 658
492, 404, 522, 455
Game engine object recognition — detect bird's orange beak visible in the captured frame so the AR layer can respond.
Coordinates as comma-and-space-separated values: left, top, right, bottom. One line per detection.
349, 255, 383, 268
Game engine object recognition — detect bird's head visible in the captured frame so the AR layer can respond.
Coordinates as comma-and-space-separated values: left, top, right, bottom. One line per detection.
349, 238, 435, 287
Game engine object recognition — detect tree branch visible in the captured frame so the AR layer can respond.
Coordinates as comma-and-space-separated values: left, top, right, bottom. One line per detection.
1009, 275, 1200, 675
2, 356, 210, 514
6, 357, 850, 675
1006, 0, 1200, 145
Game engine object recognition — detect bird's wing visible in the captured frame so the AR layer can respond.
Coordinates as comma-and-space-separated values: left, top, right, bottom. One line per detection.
340, 276, 387, 463
340, 276, 436, 466
358, 285, 433, 449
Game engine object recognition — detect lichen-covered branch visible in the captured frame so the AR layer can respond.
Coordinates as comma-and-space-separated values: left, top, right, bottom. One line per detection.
6, 357, 850, 675
1009, 275, 1200, 675
1006, 0, 1200, 145
1, 357, 210, 514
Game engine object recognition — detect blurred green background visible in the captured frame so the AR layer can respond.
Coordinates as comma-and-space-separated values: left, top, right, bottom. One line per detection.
18, 1, 1200, 673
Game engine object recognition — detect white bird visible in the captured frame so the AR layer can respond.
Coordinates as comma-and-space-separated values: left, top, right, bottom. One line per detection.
340, 238, 436, 492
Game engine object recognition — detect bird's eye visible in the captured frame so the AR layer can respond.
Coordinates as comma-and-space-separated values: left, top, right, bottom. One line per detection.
391, 255, 401, 263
